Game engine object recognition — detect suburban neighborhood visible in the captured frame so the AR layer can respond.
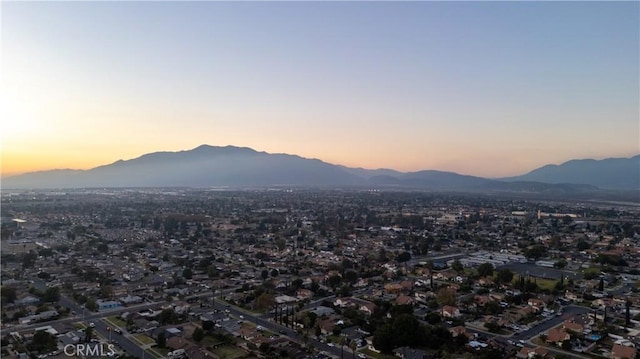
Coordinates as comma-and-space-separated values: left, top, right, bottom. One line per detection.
1, 188, 639, 359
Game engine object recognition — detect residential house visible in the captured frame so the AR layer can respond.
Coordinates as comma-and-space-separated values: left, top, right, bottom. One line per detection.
359, 302, 377, 315
97, 300, 122, 311
166, 336, 192, 351
396, 295, 414, 306
393, 347, 428, 359
309, 306, 334, 317
120, 295, 143, 305
517, 346, 549, 359
384, 283, 404, 295
527, 298, 545, 312
442, 305, 461, 318
449, 326, 472, 339
612, 344, 637, 359
318, 318, 335, 335
16, 295, 40, 307
562, 321, 584, 334
296, 289, 313, 300
185, 346, 220, 359
546, 328, 570, 346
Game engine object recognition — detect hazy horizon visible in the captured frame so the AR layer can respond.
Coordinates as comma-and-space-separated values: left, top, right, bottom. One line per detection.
2, 143, 638, 180
2, 2, 638, 178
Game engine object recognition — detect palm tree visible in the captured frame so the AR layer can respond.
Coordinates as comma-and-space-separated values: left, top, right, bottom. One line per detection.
339, 337, 348, 359
349, 338, 357, 359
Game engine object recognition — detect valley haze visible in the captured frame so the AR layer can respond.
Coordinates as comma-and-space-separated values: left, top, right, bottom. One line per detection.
2, 146, 638, 199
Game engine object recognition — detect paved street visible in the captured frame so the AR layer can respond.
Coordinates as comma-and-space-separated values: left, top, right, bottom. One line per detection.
214, 298, 355, 358
510, 305, 590, 341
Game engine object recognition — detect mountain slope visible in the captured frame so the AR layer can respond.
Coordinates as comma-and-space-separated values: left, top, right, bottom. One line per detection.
2, 146, 638, 197
501, 155, 640, 190
2, 145, 363, 188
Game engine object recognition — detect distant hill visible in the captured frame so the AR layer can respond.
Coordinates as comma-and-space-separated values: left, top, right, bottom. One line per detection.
2, 146, 638, 200
2, 145, 362, 188
501, 155, 640, 190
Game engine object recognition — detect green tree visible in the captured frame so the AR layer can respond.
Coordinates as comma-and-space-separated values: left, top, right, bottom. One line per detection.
1, 286, 17, 304
393, 314, 424, 348
202, 265, 216, 278
436, 287, 456, 306
182, 268, 193, 280
327, 275, 342, 290
85, 297, 98, 311
344, 270, 359, 284
193, 327, 204, 342
477, 263, 494, 277
100, 285, 113, 299
484, 321, 501, 333
85, 327, 94, 343
372, 324, 395, 354
397, 251, 411, 263
158, 308, 178, 325
451, 260, 464, 274
97, 243, 109, 253
577, 240, 590, 251
157, 331, 166, 348
554, 259, 567, 269
523, 245, 546, 260
30, 330, 57, 352
255, 293, 275, 311
496, 269, 514, 284
21, 251, 37, 269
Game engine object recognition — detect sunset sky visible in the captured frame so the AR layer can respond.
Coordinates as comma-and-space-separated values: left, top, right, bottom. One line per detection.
1, 1, 638, 178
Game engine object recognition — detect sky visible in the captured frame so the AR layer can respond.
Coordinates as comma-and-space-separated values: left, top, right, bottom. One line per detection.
1, 1, 639, 178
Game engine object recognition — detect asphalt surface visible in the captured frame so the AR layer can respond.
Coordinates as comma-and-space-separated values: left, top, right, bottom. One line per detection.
2, 293, 166, 358
213, 298, 356, 358
499, 263, 583, 281
510, 305, 590, 341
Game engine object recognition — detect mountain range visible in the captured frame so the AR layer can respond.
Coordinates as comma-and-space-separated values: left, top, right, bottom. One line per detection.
2, 145, 639, 198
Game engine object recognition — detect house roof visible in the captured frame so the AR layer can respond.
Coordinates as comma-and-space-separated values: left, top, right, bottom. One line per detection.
563, 321, 583, 332
612, 344, 637, 359
546, 328, 569, 343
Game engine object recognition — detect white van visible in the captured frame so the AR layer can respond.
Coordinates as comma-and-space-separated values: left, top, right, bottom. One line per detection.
168, 349, 185, 358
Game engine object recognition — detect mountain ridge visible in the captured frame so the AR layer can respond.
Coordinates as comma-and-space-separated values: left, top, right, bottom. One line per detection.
2, 145, 638, 195
500, 155, 640, 190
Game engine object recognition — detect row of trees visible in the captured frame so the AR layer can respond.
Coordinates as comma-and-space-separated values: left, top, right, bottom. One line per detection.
372, 312, 466, 354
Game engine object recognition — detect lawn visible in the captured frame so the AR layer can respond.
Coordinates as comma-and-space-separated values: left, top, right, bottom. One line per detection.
106, 316, 127, 328
535, 278, 558, 291
211, 345, 245, 359
581, 267, 601, 276
513, 274, 557, 291
144, 349, 164, 359
359, 348, 396, 359
201, 335, 225, 347
153, 347, 170, 358
132, 334, 156, 345
464, 268, 478, 277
